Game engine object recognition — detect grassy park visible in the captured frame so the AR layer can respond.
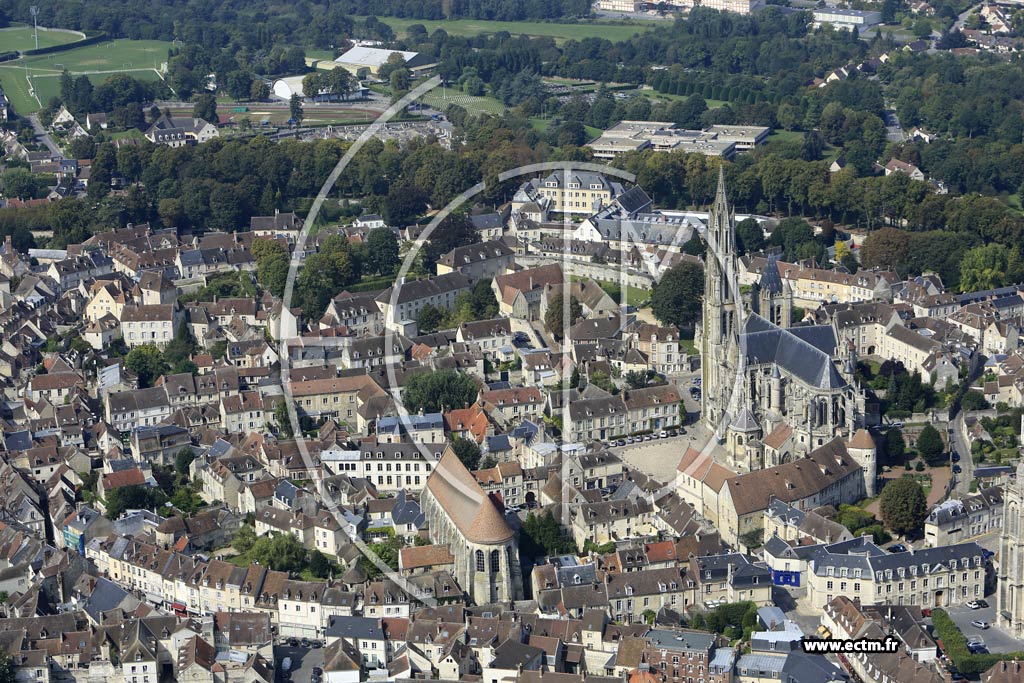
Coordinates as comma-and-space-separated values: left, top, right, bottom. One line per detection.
0, 25, 84, 52
0, 38, 172, 114
358, 16, 661, 43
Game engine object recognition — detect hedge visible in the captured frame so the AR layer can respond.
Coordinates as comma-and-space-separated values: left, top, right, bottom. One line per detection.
931, 608, 1024, 675
20, 31, 105, 56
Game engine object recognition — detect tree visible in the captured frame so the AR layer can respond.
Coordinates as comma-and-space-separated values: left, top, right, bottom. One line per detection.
881, 0, 898, 23
0, 651, 16, 683
735, 218, 764, 255
250, 533, 308, 572
105, 484, 168, 520
624, 370, 653, 389
192, 93, 217, 122
174, 448, 196, 476
961, 390, 990, 411
404, 369, 478, 414
425, 213, 478, 263
519, 511, 577, 558
390, 68, 410, 94
916, 423, 944, 463
651, 262, 703, 331
308, 549, 334, 578
451, 437, 481, 470
125, 344, 167, 387
544, 293, 582, 340
289, 93, 304, 125
769, 218, 817, 262
860, 228, 910, 271
885, 427, 907, 465
417, 304, 443, 333
250, 79, 270, 101
233, 524, 257, 553
959, 244, 1012, 293
365, 228, 400, 275
879, 476, 928, 537
163, 320, 198, 372
275, 400, 294, 438
0, 168, 39, 200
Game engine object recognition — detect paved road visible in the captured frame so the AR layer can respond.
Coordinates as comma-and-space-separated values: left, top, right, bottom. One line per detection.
28, 114, 63, 158
953, 3, 980, 31
949, 413, 974, 496
883, 108, 906, 143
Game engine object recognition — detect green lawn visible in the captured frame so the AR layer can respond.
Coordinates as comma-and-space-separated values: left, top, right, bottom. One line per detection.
420, 89, 507, 116
529, 117, 602, 139
356, 16, 659, 43
0, 38, 173, 113
19, 39, 173, 73
643, 90, 727, 108
0, 66, 39, 114
31, 68, 163, 105
110, 128, 145, 140
767, 130, 805, 143
0, 25, 84, 52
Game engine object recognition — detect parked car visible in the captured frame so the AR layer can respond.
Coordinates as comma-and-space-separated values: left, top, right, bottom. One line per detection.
970, 620, 990, 629
659, 430, 668, 438
976, 599, 989, 608
888, 544, 906, 553
953, 464, 962, 474
966, 600, 982, 610
952, 453, 960, 462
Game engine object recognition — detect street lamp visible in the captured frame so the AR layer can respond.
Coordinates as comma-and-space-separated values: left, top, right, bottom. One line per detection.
30, 7, 39, 51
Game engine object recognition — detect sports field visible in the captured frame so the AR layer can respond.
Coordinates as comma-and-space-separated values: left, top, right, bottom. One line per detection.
357, 16, 660, 43
0, 38, 172, 114
0, 25, 84, 52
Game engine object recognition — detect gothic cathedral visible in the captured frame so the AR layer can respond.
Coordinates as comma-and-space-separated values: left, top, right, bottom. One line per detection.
698, 169, 873, 491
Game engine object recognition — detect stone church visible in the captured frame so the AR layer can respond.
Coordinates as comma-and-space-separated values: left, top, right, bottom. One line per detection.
420, 446, 524, 605
998, 461, 1024, 636
699, 169, 872, 488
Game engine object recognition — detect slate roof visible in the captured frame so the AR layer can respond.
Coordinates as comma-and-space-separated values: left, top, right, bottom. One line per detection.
760, 253, 784, 295
742, 314, 845, 389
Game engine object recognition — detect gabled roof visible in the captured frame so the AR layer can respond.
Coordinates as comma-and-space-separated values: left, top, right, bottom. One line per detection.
424, 448, 513, 544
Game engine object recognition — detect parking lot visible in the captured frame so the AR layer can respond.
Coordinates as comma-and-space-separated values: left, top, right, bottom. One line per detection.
276, 644, 324, 683
943, 604, 1024, 654
609, 427, 712, 484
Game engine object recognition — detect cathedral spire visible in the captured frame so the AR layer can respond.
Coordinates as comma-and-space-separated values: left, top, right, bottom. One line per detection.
713, 164, 728, 217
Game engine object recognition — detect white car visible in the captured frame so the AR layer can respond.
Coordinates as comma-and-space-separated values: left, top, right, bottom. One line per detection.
659, 431, 668, 438
966, 600, 982, 610
970, 620, 990, 630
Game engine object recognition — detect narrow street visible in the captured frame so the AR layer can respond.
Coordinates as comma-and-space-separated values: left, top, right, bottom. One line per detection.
28, 114, 64, 159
